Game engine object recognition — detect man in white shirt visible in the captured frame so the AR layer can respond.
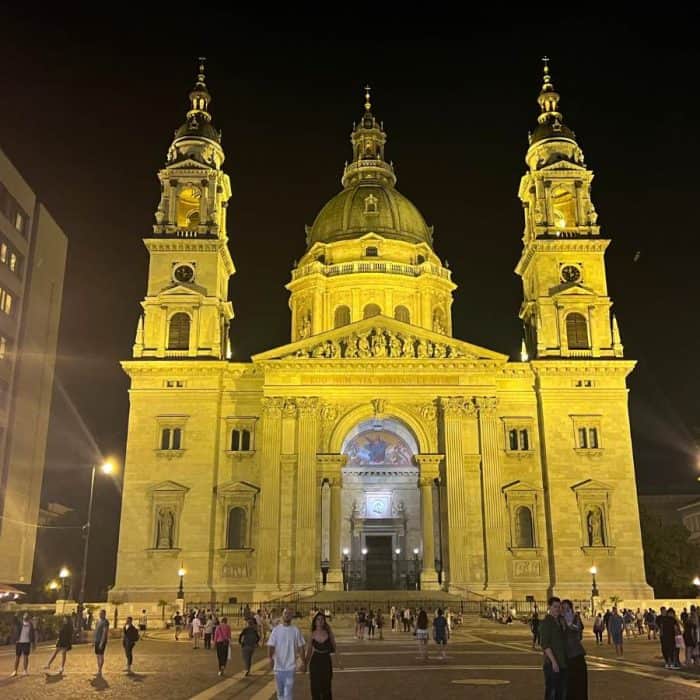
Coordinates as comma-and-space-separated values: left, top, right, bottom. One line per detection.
267, 608, 305, 700
192, 615, 202, 649
11, 613, 36, 677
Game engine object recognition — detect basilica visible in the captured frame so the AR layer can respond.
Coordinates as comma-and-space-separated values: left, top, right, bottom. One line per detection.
111, 61, 652, 603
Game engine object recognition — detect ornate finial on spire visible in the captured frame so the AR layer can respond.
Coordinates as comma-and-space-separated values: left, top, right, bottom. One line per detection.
197, 56, 207, 85
364, 84, 372, 112
541, 56, 555, 92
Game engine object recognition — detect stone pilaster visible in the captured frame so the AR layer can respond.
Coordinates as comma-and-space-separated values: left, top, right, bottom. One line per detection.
439, 397, 469, 590
317, 454, 346, 589
415, 454, 442, 590
475, 396, 508, 592
256, 397, 284, 590
294, 397, 319, 587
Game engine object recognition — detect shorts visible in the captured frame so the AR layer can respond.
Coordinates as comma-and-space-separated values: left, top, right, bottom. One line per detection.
94, 643, 107, 655
416, 629, 429, 641
434, 635, 447, 645
15, 642, 31, 657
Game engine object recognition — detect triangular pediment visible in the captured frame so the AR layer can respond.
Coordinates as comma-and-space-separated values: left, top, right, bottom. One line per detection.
550, 282, 597, 297
166, 157, 212, 171
502, 480, 542, 494
538, 160, 587, 173
148, 480, 190, 494
158, 282, 207, 297
217, 480, 260, 496
252, 315, 508, 362
571, 479, 612, 493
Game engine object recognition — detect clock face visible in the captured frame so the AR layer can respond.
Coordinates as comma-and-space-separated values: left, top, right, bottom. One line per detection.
561, 265, 581, 283
174, 264, 194, 284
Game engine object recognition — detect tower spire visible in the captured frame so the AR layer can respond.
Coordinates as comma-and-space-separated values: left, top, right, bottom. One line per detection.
364, 84, 372, 112
187, 56, 212, 121
537, 56, 562, 125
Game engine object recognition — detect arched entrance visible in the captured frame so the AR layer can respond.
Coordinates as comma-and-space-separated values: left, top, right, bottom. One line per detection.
340, 418, 421, 590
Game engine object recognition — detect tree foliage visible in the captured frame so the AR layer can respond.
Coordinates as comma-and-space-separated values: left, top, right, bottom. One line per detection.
640, 505, 700, 597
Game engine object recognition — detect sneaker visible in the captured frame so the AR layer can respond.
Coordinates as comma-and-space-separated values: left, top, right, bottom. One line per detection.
10, 670, 17, 677
59, 667, 64, 674
217, 670, 222, 676
22, 669, 28, 676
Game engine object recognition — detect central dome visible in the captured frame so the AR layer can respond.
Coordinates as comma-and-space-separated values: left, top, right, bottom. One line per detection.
307, 182, 433, 247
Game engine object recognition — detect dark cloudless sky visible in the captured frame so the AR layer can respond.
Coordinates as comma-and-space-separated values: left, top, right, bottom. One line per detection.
2, 9, 698, 596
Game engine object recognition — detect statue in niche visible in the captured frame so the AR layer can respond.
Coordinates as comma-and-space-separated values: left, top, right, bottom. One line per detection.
345, 334, 359, 358
156, 507, 175, 549
357, 333, 371, 358
388, 332, 402, 358
586, 507, 605, 546
401, 335, 416, 358
371, 329, 387, 357
586, 200, 598, 225
432, 310, 447, 335
298, 312, 312, 339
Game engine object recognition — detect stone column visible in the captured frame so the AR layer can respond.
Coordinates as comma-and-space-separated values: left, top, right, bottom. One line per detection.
475, 396, 508, 593
440, 397, 469, 590
256, 397, 284, 591
295, 397, 319, 588
316, 454, 346, 590
416, 454, 443, 590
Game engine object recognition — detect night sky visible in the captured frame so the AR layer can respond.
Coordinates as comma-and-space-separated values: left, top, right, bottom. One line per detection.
3, 10, 698, 597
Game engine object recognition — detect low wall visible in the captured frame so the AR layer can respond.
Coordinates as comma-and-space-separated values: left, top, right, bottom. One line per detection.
616, 598, 699, 611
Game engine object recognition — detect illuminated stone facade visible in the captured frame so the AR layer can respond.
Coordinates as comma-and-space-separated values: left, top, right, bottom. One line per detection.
112, 66, 652, 603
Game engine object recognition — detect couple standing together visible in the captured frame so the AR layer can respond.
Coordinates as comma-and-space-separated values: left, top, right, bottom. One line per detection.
268, 608, 340, 700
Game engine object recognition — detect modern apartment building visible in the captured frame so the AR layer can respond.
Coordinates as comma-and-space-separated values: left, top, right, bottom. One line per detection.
0, 147, 67, 585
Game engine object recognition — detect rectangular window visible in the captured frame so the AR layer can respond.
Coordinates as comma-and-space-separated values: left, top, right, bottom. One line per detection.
231, 429, 240, 451
508, 429, 519, 451
0, 337, 6, 359
588, 428, 599, 449
519, 429, 530, 451
577, 427, 588, 449
241, 430, 251, 451
172, 428, 182, 450
160, 428, 171, 450
9, 253, 16, 272
0, 243, 6, 263
14, 211, 24, 234
0, 289, 12, 315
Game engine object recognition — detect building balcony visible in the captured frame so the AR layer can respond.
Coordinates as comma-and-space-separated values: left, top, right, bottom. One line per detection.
291, 260, 451, 282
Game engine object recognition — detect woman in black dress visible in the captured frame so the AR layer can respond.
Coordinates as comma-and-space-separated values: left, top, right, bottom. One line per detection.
304, 611, 341, 700
44, 616, 73, 673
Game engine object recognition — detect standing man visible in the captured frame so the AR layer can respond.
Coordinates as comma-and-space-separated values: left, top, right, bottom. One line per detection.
138, 609, 148, 634
122, 616, 139, 673
94, 609, 110, 677
10, 612, 37, 677
267, 608, 305, 700
192, 615, 202, 649
540, 597, 567, 700
173, 611, 183, 641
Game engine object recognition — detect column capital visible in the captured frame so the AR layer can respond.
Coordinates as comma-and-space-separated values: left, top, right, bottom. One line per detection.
439, 396, 467, 418
261, 397, 285, 417
316, 453, 347, 468
473, 396, 499, 417
282, 399, 297, 418
419, 474, 438, 488
297, 396, 320, 416
414, 453, 444, 478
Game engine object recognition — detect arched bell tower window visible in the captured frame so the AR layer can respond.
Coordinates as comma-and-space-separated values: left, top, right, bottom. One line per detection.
168, 313, 191, 350
363, 303, 381, 319
227, 507, 247, 549
176, 185, 202, 229
515, 506, 534, 548
566, 312, 589, 349
334, 305, 351, 328
394, 305, 410, 324
551, 186, 577, 229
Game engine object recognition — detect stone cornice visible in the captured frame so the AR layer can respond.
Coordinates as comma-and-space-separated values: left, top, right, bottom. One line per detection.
121, 360, 262, 379
516, 237, 609, 275
531, 360, 636, 377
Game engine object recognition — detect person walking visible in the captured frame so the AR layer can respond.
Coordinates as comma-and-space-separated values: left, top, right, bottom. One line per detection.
94, 609, 109, 677
239, 617, 260, 676
682, 606, 698, 666
376, 609, 384, 641
593, 613, 604, 645
390, 605, 396, 632
11, 612, 37, 677
304, 611, 341, 700
403, 607, 411, 633
204, 615, 215, 650
366, 609, 375, 640
192, 614, 202, 649
608, 607, 624, 657
138, 609, 148, 633
415, 608, 429, 662
540, 597, 567, 700
268, 608, 305, 700
174, 611, 183, 640
602, 608, 612, 645
433, 609, 449, 660
44, 615, 73, 674
122, 616, 140, 673
214, 616, 232, 676
665, 608, 682, 669
530, 610, 541, 649
562, 599, 587, 700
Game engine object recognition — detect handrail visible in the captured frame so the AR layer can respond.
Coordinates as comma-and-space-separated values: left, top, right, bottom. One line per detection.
292, 260, 451, 282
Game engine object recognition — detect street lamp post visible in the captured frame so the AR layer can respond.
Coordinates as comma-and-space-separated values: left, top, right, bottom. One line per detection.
692, 576, 700, 597
59, 567, 70, 614
361, 547, 368, 589
413, 548, 421, 591
177, 566, 186, 601
342, 549, 349, 591
77, 461, 114, 633
590, 566, 599, 614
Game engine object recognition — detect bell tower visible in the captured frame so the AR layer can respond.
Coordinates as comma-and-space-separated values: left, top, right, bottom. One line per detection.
515, 59, 623, 360
133, 59, 234, 360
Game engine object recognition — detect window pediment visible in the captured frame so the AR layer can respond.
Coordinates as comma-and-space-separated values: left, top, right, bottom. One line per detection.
148, 480, 190, 494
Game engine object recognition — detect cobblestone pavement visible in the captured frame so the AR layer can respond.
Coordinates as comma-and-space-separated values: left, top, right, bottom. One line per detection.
1, 618, 699, 699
